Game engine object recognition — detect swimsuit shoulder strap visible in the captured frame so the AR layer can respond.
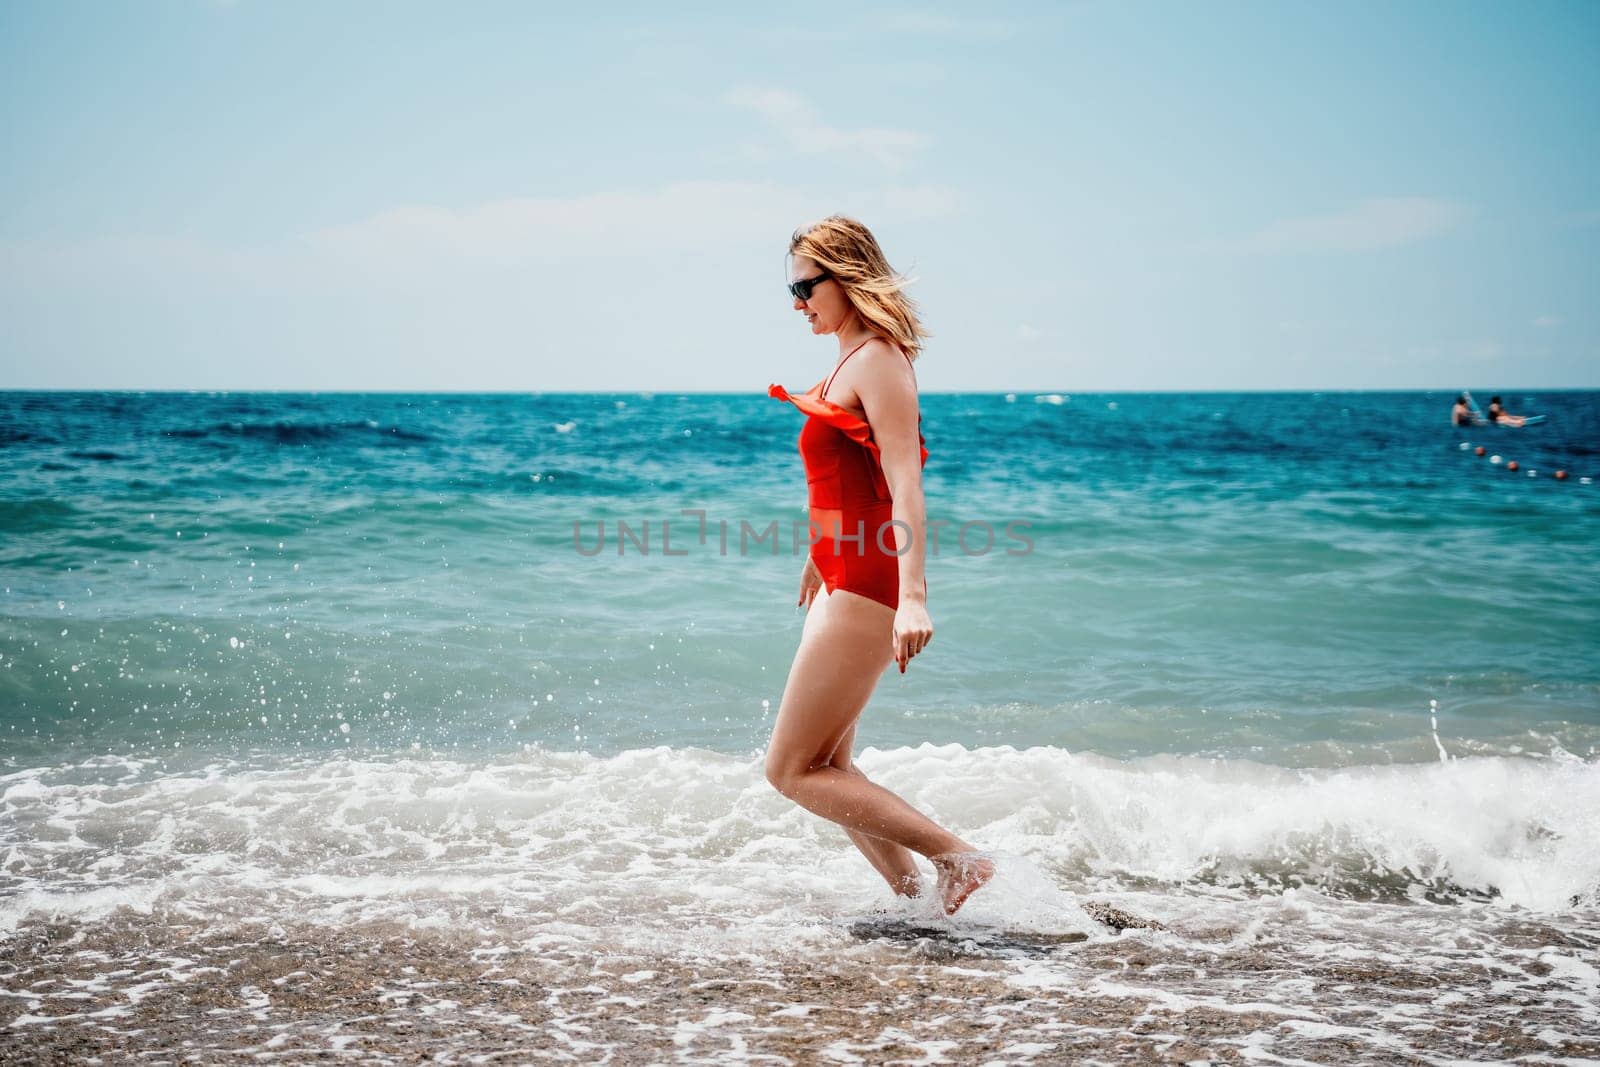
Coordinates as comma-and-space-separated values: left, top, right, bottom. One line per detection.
821, 336, 879, 400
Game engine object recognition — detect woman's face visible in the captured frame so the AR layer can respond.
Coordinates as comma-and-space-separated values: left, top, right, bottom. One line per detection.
790, 254, 854, 337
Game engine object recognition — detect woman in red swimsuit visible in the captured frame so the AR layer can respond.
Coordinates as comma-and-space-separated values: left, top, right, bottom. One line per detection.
765, 216, 992, 915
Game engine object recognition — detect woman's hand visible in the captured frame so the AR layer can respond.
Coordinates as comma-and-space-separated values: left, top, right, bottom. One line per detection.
798, 556, 823, 610
892, 600, 933, 673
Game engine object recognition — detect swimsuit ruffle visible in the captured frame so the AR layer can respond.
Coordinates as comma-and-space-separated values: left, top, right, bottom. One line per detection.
768, 382, 929, 489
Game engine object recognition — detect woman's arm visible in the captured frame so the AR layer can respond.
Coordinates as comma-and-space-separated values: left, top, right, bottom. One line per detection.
853, 345, 927, 605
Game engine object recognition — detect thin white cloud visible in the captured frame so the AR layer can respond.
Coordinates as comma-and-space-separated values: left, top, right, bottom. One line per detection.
1533, 315, 1560, 328
864, 61, 949, 90
1016, 324, 1041, 341
1469, 339, 1504, 363
863, 12, 1017, 38
307, 181, 813, 267
753, 12, 1016, 47
1239, 198, 1468, 254
726, 87, 928, 172
3, 180, 958, 281
749, 25, 853, 46
305, 180, 954, 270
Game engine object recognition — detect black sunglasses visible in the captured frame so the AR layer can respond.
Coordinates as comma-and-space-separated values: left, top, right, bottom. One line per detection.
787, 270, 832, 302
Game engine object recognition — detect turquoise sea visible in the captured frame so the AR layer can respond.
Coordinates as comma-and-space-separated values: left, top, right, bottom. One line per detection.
3, 388, 1598, 1061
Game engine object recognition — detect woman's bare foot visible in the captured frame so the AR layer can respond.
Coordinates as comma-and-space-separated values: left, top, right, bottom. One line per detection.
931, 852, 995, 915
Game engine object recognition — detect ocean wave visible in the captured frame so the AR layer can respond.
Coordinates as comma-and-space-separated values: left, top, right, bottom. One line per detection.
161, 420, 434, 446
458, 468, 686, 496
0, 498, 80, 534
1, 744, 1594, 940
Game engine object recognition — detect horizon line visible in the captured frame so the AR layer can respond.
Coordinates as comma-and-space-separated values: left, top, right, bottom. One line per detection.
3, 386, 1597, 397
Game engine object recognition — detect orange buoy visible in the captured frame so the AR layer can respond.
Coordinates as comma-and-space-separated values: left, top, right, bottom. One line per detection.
1555, 470, 1568, 480
1475, 446, 1486, 456
1507, 461, 1519, 472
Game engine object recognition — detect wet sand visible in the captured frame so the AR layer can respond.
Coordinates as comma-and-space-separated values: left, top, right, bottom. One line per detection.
4, 911, 1597, 1064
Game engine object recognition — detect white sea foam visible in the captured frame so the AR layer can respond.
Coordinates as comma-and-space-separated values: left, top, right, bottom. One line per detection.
0, 748, 1593, 940
2, 744, 1596, 948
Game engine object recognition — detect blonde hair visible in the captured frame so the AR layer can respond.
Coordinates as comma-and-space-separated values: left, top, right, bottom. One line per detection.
789, 215, 929, 361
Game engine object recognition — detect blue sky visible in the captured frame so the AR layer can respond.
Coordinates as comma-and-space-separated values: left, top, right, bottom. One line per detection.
2, 1, 1596, 391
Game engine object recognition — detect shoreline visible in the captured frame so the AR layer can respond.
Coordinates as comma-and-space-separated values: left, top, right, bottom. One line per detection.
4, 907, 1596, 1064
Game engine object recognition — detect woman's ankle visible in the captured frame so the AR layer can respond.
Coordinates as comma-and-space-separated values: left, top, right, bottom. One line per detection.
890, 871, 923, 897
928, 843, 978, 866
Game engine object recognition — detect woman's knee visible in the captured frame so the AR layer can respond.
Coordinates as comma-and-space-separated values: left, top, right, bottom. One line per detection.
765, 748, 851, 796
764, 749, 800, 795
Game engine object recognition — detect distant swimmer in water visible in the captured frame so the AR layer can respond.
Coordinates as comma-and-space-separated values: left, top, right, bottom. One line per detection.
1487, 396, 1532, 428
765, 216, 994, 915
1452, 394, 1483, 428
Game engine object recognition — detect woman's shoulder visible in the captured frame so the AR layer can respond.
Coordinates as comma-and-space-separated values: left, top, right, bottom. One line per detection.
837, 342, 916, 403
855, 336, 915, 374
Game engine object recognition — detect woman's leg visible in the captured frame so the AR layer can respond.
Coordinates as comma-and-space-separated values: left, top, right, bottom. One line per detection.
765, 586, 975, 861
828, 722, 922, 896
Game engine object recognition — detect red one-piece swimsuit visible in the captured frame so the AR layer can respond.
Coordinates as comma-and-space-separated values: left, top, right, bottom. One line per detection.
768, 337, 929, 610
